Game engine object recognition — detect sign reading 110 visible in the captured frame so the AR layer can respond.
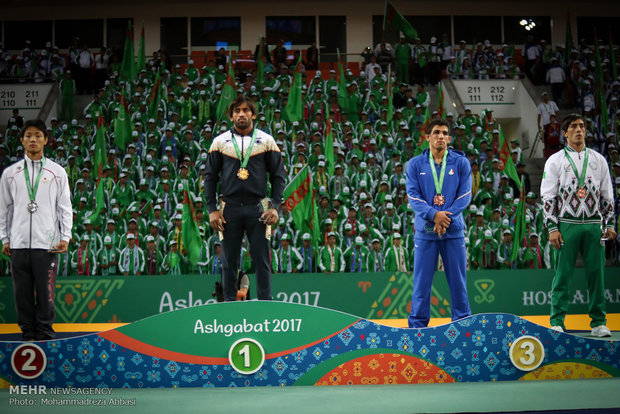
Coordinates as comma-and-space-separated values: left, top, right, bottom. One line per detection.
0, 88, 42, 109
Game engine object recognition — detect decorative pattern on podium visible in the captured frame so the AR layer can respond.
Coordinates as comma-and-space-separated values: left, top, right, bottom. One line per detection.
1, 302, 618, 388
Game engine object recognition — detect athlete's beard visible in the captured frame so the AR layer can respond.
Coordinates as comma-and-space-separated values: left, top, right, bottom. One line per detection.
234, 118, 253, 132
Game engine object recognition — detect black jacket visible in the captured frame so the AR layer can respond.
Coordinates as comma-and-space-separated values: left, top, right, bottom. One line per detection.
204, 127, 286, 213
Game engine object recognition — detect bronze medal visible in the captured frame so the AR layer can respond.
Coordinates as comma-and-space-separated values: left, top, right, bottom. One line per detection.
433, 194, 445, 206
237, 167, 250, 180
576, 187, 586, 198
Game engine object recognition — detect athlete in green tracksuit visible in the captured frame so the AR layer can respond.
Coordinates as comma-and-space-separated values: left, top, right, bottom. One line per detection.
541, 114, 616, 337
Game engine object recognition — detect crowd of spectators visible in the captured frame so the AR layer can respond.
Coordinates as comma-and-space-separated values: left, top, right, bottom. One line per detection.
0, 30, 618, 277
0, 37, 173, 91
364, 34, 525, 86
539, 35, 620, 128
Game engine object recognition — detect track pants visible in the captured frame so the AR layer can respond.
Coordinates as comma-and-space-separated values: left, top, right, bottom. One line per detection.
221, 202, 272, 301
408, 237, 471, 328
550, 222, 606, 329
11, 249, 58, 340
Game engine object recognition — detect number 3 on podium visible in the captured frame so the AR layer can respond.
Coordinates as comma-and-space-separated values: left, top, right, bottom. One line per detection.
509, 335, 545, 371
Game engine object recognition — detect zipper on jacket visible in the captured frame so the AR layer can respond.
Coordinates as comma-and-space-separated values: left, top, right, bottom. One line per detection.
29, 159, 33, 249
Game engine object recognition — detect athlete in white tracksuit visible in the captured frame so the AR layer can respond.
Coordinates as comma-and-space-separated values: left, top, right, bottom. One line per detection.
0, 120, 73, 340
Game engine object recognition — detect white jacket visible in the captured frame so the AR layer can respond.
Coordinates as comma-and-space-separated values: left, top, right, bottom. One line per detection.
540, 146, 614, 232
0, 154, 73, 249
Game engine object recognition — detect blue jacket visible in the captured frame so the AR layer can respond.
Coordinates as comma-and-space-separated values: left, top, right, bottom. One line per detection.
406, 149, 472, 240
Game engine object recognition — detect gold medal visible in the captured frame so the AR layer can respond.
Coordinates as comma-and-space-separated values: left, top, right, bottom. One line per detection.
237, 167, 250, 180
576, 187, 587, 198
433, 194, 445, 206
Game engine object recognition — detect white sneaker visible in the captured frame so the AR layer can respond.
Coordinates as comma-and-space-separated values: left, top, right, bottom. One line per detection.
591, 325, 612, 337
551, 326, 564, 333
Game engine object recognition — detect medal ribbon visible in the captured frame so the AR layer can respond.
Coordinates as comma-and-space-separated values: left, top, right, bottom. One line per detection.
563, 147, 588, 188
429, 150, 448, 196
24, 157, 45, 204
231, 128, 258, 170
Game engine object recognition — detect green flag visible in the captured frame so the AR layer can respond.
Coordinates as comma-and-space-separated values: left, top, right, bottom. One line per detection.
89, 116, 108, 222
325, 117, 335, 177
498, 125, 521, 187
337, 50, 350, 112
114, 92, 131, 150
120, 21, 136, 81
216, 52, 236, 121
137, 23, 146, 74
283, 165, 314, 239
386, 65, 393, 124
383, 1, 418, 40
510, 177, 526, 262
182, 190, 202, 266
147, 70, 162, 121
285, 54, 303, 122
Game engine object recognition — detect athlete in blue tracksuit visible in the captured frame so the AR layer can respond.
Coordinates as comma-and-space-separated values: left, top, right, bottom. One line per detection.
406, 118, 472, 328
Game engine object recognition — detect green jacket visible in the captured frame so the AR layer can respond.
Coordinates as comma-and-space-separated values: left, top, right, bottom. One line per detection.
97, 247, 121, 275
70, 247, 98, 276
384, 245, 410, 272
343, 245, 369, 272
319, 245, 345, 272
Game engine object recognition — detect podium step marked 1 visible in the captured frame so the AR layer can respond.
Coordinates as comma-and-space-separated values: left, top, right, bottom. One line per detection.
1, 302, 618, 388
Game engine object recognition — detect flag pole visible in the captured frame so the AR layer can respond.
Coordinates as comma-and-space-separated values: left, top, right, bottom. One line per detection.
382, 0, 388, 35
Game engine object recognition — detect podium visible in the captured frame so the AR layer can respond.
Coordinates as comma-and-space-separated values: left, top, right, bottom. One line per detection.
2, 301, 619, 388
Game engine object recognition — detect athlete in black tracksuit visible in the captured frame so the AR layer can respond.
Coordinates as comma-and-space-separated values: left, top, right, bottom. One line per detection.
204, 97, 285, 301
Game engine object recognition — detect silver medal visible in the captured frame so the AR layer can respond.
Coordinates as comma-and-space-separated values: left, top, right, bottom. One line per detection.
27, 202, 38, 214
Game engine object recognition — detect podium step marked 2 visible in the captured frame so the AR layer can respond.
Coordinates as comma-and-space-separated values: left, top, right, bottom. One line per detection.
1, 302, 618, 388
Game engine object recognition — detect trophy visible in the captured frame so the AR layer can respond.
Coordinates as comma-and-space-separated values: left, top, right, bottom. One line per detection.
259, 198, 272, 241
600, 221, 609, 246
217, 198, 226, 241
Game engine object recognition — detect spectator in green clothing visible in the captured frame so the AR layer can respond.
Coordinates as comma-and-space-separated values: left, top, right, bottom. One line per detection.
119, 233, 145, 276
275, 233, 302, 273
384, 232, 409, 272
343, 236, 369, 272
497, 229, 516, 270
59, 70, 76, 121
71, 235, 97, 276
97, 235, 121, 276
518, 233, 546, 270
112, 172, 135, 209
319, 232, 345, 273
208, 241, 224, 275
473, 230, 498, 270
394, 36, 411, 84
163, 240, 186, 274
